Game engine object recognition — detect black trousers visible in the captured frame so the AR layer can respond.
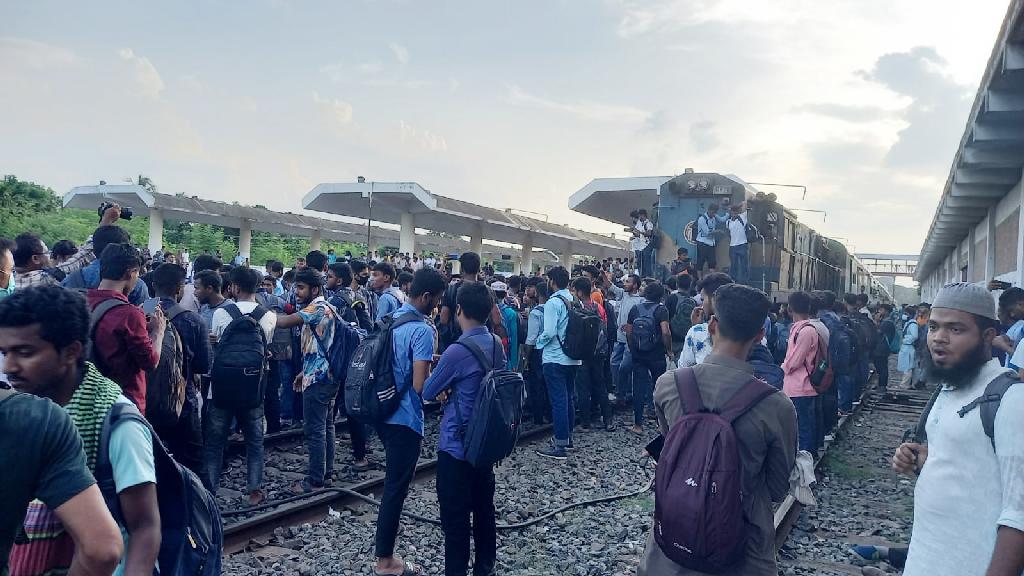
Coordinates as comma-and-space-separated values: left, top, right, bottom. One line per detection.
575, 356, 611, 427
436, 452, 496, 576
333, 395, 369, 461
156, 387, 203, 476
872, 355, 890, 389
526, 349, 550, 425
374, 423, 422, 558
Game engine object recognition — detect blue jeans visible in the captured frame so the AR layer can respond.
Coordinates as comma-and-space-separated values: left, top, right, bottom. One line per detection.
543, 363, 577, 448
202, 404, 265, 493
303, 378, 340, 486
611, 341, 633, 400
278, 360, 302, 422
729, 243, 749, 284
837, 374, 856, 413
631, 356, 666, 426
792, 396, 818, 452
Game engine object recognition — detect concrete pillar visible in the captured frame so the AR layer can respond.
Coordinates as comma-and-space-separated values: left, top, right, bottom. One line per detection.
310, 229, 322, 252
147, 208, 164, 254
470, 223, 483, 255
239, 219, 252, 261
561, 245, 574, 268
400, 212, 416, 255
519, 233, 534, 275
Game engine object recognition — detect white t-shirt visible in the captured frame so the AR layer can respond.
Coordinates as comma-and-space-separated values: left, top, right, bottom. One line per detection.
211, 301, 277, 342
630, 219, 653, 251
726, 213, 748, 247
903, 358, 1024, 575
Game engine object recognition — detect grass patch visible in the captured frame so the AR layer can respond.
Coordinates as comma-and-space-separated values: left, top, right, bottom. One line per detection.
825, 452, 877, 481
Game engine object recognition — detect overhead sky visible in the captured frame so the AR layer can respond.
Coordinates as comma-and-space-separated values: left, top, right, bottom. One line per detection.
0, 0, 1012, 253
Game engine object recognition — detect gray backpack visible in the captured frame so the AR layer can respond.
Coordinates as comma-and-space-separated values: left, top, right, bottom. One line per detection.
913, 372, 1020, 450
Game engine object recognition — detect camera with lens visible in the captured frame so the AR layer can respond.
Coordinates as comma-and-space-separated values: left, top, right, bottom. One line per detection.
98, 201, 132, 221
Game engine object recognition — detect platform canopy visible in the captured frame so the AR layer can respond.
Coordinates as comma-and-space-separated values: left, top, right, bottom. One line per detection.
303, 181, 627, 262
916, 0, 1024, 281
568, 176, 672, 225
63, 184, 552, 264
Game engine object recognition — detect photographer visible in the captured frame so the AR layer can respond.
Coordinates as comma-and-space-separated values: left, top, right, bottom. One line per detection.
11, 204, 121, 289
62, 203, 151, 305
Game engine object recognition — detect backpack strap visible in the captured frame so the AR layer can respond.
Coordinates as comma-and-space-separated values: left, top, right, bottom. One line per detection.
165, 303, 188, 322
455, 338, 494, 372
88, 298, 129, 370
956, 372, 1019, 451
913, 384, 943, 444
719, 376, 778, 423
224, 302, 243, 321
673, 367, 706, 415
95, 402, 158, 522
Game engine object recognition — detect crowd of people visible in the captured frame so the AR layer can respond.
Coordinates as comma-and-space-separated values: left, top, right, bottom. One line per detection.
1, 202, 1022, 576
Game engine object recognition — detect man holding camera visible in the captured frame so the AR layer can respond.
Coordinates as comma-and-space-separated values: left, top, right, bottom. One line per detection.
63, 203, 150, 305
11, 204, 122, 290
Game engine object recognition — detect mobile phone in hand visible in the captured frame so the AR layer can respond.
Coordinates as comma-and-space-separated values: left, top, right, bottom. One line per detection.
645, 434, 665, 462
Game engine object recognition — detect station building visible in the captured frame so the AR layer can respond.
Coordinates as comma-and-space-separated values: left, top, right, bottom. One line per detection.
917, 0, 1024, 301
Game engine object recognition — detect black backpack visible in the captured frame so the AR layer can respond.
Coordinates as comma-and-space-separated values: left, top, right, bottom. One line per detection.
669, 296, 697, 342
345, 313, 424, 423
744, 220, 761, 244
453, 335, 526, 468
914, 372, 1020, 451
97, 402, 223, 576
210, 303, 269, 411
553, 294, 601, 361
630, 301, 663, 354
89, 298, 186, 428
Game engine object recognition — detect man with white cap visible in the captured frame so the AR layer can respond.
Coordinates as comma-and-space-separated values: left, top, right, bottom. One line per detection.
892, 282, 1024, 576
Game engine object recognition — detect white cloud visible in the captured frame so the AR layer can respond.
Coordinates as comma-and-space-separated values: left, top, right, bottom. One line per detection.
312, 91, 353, 127
506, 84, 650, 124
389, 43, 409, 65
399, 120, 447, 152
118, 48, 165, 99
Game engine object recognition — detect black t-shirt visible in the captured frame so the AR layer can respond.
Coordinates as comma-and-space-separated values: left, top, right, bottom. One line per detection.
1, 391, 95, 571
627, 300, 670, 359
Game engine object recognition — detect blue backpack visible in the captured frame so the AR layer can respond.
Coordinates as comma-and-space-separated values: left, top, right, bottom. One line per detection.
313, 302, 362, 391
453, 335, 526, 468
97, 402, 222, 576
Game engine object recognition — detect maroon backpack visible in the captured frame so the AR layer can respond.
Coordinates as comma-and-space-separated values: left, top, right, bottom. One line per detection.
654, 367, 777, 572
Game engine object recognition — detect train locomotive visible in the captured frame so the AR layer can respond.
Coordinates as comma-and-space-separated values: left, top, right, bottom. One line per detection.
650, 172, 881, 302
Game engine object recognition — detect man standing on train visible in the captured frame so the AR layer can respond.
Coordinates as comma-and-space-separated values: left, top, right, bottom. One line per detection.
726, 203, 750, 284
694, 200, 729, 279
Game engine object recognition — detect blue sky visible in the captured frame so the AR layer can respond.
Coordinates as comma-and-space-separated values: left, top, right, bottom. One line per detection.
0, 0, 1012, 252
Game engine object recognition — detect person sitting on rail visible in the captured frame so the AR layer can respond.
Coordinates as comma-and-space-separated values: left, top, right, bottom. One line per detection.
422, 281, 504, 576
892, 282, 1024, 576
1, 286, 161, 575
639, 283, 797, 576
371, 267, 444, 576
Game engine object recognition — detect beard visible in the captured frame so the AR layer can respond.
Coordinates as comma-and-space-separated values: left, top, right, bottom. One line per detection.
926, 339, 990, 389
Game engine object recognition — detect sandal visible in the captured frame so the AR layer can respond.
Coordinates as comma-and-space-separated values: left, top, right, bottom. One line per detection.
374, 561, 423, 576
290, 480, 317, 495
352, 460, 373, 473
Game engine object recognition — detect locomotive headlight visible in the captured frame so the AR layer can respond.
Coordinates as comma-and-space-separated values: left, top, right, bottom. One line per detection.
697, 178, 710, 191
687, 179, 697, 191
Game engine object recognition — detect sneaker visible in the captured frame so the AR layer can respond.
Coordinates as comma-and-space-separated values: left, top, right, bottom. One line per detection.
536, 446, 568, 460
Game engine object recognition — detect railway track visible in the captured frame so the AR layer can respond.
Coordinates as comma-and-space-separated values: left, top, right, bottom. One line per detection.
222, 420, 555, 553
222, 377, 930, 573
774, 381, 929, 569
